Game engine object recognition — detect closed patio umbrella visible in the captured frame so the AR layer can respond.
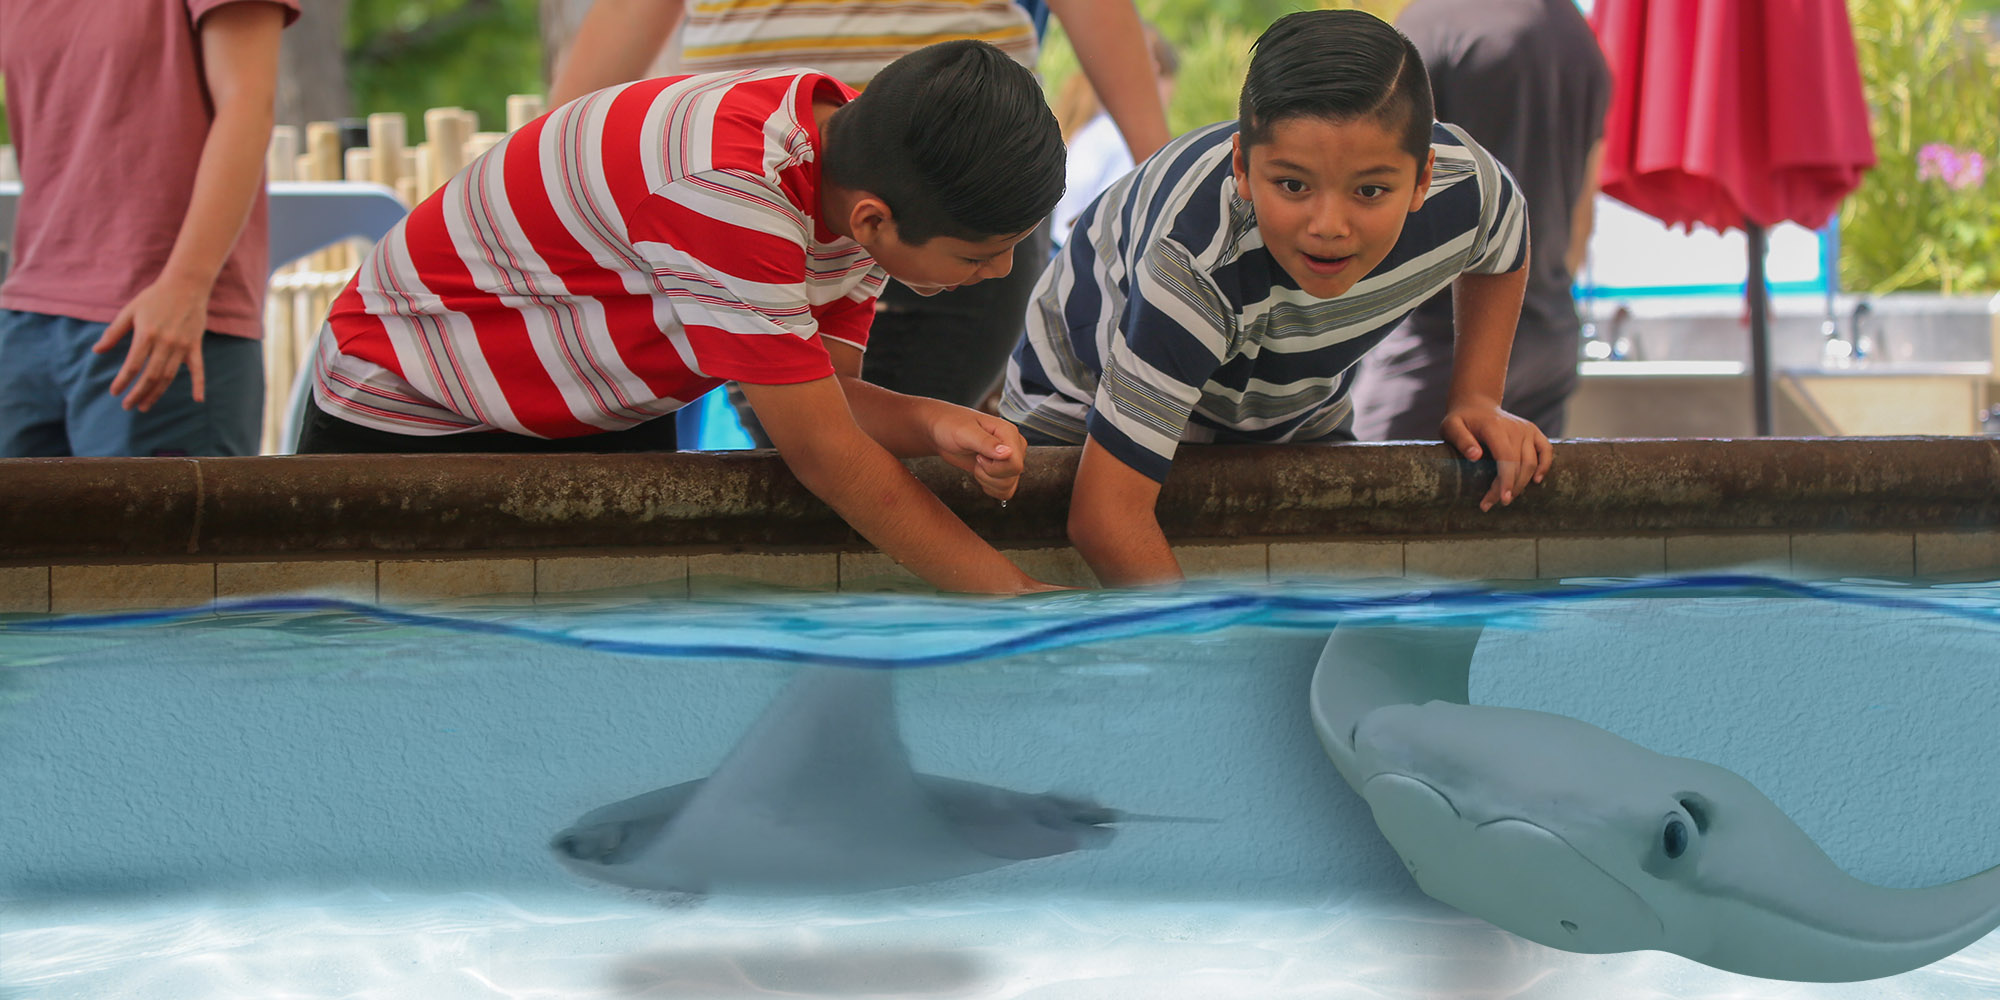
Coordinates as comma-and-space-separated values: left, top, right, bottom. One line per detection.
1590, 0, 1875, 435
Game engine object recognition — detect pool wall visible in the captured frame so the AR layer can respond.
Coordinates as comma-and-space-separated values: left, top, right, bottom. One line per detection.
3, 438, 1999, 612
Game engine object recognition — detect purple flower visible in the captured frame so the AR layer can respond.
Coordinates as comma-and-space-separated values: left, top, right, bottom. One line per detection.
1918, 143, 1986, 189
1957, 152, 1987, 190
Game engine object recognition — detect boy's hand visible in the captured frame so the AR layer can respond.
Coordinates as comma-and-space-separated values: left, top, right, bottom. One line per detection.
1441, 404, 1553, 512
740, 376, 1053, 594
929, 408, 1028, 502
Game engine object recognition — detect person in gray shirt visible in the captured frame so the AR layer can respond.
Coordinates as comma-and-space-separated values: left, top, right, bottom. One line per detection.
1350, 0, 1611, 440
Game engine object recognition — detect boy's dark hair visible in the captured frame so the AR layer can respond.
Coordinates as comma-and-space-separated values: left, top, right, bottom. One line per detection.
822, 40, 1065, 245
1238, 9, 1434, 162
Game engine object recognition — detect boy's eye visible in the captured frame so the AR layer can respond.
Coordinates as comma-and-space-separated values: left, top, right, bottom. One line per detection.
1357, 184, 1390, 199
1276, 178, 1307, 194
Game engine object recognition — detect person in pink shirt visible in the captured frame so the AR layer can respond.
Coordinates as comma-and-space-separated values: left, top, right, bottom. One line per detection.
0, 0, 298, 457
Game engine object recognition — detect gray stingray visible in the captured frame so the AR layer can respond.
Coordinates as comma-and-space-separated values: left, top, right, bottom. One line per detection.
550, 666, 1123, 895
1309, 622, 2000, 983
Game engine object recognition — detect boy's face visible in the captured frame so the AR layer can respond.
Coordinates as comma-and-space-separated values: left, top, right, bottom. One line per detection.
1232, 115, 1434, 299
859, 223, 1036, 297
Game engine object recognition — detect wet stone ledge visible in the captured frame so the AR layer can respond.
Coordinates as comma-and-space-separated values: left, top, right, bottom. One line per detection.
2, 438, 1999, 564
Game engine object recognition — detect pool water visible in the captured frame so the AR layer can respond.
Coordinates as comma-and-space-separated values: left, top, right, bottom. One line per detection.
3, 576, 1999, 998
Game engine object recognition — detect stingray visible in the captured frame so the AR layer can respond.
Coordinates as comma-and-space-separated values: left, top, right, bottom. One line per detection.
1310, 622, 2000, 982
551, 666, 1146, 896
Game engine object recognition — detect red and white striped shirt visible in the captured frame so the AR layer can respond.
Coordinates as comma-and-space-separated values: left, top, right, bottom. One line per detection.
314, 70, 885, 438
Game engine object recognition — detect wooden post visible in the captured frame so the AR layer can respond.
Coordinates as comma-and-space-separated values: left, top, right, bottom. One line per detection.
367, 112, 407, 191
412, 144, 434, 200
260, 127, 300, 455
343, 147, 373, 186
424, 106, 471, 193
302, 121, 345, 270
264, 128, 300, 272
464, 132, 507, 162
266, 125, 300, 181
396, 147, 420, 206
304, 121, 342, 181
506, 94, 546, 132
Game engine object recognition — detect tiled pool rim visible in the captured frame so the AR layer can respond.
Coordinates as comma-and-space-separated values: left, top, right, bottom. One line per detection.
3, 438, 1998, 611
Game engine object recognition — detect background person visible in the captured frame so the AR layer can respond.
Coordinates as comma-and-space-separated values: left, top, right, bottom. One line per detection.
1348, 0, 1612, 441
0, 0, 298, 457
1050, 23, 1180, 248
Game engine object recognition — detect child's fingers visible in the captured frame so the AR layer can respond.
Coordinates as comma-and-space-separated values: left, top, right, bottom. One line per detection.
1440, 417, 1483, 462
972, 457, 1020, 501
1490, 455, 1524, 509
974, 413, 1026, 459
945, 419, 1013, 461
1520, 440, 1542, 495
1508, 436, 1537, 498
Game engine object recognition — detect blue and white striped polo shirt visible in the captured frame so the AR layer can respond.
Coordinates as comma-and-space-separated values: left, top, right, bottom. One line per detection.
1001, 120, 1527, 482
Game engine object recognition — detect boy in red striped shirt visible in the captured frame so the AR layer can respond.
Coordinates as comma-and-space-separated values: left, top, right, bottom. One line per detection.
300, 41, 1063, 594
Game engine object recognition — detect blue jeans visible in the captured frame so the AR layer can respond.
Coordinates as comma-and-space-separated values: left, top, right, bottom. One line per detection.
0, 308, 265, 457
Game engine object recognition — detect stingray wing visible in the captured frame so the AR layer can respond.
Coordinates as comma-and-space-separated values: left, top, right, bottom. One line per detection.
619, 666, 1001, 893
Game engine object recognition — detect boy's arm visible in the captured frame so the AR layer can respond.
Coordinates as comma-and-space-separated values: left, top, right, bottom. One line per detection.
1069, 437, 1180, 587
1047, 0, 1171, 162
824, 340, 1025, 500
1441, 262, 1552, 511
93, 1, 287, 412
737, 375, 1051, 594
549, 0, 687, 106
1053, 236, 1229, 586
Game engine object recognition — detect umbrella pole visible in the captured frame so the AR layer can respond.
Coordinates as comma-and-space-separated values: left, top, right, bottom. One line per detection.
1746, 222, 1774, 436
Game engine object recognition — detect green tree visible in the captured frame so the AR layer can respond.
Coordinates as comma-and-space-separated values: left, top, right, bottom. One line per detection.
347, 0, 544, 139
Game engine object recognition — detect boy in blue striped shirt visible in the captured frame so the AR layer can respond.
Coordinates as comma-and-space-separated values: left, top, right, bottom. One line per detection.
1003, 9, 1554, 586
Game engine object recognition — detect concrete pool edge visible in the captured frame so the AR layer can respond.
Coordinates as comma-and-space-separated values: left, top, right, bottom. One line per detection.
3, 437, 1998, 611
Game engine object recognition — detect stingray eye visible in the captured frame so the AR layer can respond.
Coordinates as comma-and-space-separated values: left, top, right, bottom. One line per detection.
1662, 818, 1689, 859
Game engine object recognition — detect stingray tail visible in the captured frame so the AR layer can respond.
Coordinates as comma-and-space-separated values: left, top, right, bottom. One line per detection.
1100, 811, 1223, 825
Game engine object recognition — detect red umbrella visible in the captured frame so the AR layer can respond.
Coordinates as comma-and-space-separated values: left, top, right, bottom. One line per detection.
1590, 0, 1876, 434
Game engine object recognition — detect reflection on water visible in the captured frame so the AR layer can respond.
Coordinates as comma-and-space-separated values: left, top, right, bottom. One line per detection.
3, 575, 1999, 997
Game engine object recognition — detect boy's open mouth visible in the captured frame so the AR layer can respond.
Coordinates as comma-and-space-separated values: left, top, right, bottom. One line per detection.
1301, 250, 1355, 275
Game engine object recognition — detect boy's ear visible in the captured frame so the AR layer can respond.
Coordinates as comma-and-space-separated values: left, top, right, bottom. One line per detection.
1230, 134, 1251, 201
847, 194, 896, 245
1407, 149, 1436, 213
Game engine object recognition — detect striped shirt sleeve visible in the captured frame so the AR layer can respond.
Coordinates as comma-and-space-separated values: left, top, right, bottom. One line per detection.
1456, 129, 1531, 276
814, 276, 883, 352
628, 168, 837, 385
1086, 237, 1235, 482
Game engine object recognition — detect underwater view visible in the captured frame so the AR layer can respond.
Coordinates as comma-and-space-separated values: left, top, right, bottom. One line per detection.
3, 575, 1998, 999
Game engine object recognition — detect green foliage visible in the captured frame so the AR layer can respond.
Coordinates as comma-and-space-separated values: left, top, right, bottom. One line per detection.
1839, 0, 2000, 293
1039, 0, 1407, 139
347, 0, 543, 140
